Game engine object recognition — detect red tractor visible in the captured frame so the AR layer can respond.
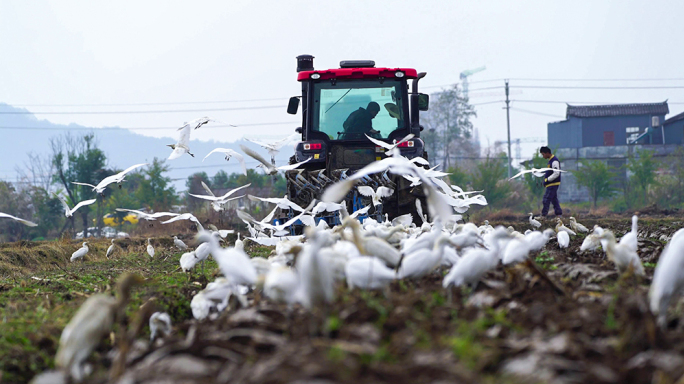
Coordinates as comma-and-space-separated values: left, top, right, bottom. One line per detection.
282, 55, 430, 227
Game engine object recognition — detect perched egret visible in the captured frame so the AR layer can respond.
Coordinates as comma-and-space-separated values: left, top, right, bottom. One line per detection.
443, 227, 511, 290
569, 217, 588, 233
650, 229, 684, 328
581, 226, 606, 252
599, 230, 645, 276
71, 242, 89, 262
397, 235, 451, 279
619, 215, 638, 252
528, 213, 541, 229
106, 240, 116, 258
264, 265, 300, 304
55, 273, 143, 382
179, 251, 198, 272
149, 312, 172, 342
345, 256, 397, 290
557, 231, 570, 249
146, 239, 155, 258
555, 218, 576, 236
196, 231, 257, 287
173, 236, 188, 251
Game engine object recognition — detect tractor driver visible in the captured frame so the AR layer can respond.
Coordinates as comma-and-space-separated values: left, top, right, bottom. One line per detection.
342, 101, 381, 139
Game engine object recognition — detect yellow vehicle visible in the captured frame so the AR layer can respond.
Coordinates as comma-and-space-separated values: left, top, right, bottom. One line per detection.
103, 213, 139, 226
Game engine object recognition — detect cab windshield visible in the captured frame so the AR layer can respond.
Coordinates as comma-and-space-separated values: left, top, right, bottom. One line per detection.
312, 79, 407, 141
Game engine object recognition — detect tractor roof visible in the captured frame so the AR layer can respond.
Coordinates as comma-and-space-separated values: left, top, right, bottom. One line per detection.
297, 67, 417, 81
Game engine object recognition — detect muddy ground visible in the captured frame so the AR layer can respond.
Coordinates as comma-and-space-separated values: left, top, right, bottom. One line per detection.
3, 215, 684, 384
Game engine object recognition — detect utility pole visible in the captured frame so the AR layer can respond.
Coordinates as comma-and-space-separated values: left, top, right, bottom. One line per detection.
505, 80, 512, 178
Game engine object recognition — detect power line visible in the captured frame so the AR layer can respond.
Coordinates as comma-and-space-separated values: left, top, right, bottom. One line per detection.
4, 97, 290, 108
511, 99, 684, 105
0, 121, 297, 131
510, 107, 565, 119
509, 77, 684, 82
513, 85, 684, 90
0, 105, 285, 115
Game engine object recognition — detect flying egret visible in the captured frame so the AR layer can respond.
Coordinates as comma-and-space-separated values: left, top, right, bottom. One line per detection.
114, 208, 178, 222
364, 133, 415, 157
244, 133, 299, 164
357, 185, 395, 207
71, 242, 89, 262
569, 217, 589, 233
650, 228, 684, 328
106, 240, 116, 258
149, 312, 172, 342
173, 236, 188, 250
178, 116, 228, 131
57, 196, 97, 218
168, 119, 199, 160
598, 230, 645, 276
72, 163, 147, 195
146, 239, 155, 258
240, 144, 311, 175
528, 213, 541, 229
509, 168, 567, 180
247, 194, 306, 212
189, 182, 249, 212
55, 273, 143, 382
202, 148, 247, 175
161, 213, 204, 232
0, 212, 37, 227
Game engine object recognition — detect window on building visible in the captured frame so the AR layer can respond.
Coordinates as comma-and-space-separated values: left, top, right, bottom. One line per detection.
603, 131, 615, 146
626, 127, 642, 144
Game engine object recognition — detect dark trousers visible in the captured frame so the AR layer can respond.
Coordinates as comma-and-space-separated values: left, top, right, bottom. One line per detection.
542, 185, 562, 216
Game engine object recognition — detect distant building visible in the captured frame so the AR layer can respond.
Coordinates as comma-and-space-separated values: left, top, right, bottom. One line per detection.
544, 102, 683, 203
548, 102, 669, 148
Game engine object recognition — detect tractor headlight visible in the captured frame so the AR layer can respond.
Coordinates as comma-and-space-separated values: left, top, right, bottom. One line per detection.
395, 71, 405, 78
310, 73, 321, 80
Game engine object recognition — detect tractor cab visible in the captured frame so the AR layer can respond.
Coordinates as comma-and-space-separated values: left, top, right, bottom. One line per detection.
287, 55, 429, 171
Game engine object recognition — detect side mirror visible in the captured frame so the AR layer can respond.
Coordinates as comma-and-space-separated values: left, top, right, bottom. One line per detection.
418, 93, 429, 111
295, 127, 302, 133
287, 97, 300, 115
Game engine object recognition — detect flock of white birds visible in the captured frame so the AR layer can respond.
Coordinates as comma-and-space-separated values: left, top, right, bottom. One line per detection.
4, 117, 682, 383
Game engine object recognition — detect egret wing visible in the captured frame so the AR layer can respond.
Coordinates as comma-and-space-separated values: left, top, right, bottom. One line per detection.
0, 212, 38, 227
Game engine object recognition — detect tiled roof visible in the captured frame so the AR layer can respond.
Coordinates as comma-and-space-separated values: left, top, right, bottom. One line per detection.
566, 102, 669, 118
664, 110, 684, 125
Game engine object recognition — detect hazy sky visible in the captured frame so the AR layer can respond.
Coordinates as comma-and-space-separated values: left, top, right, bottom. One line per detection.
2, 0, 684, 161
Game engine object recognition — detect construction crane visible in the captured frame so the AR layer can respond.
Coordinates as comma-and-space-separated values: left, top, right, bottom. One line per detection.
459, 66, 486, 97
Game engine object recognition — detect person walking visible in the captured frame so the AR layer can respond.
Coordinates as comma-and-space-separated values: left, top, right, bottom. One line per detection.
539, 146, 563, 218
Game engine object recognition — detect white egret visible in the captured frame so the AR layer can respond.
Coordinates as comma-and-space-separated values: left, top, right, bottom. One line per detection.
196, 231, 257, 287
71, 242, 89, 262
509, 168, 567, 180
146, 239, 155, 258
345, 256, 397, 290
557, 231, 570, 249
528, 213, 541, 229
202, 148, 247, 175
0, 212, 38, 227
114, 208, 178, 222
581, 225, 606, 252
619, 215, 638, 252
168, 121, 194, 160
357, 185, 395, 207
263, 265, 300, 304
189, 182, 250, 212
294, 229, 335, 309
244, 133, 299, 164
57, 196, 97, 218
397, 235, 451, 279
443, 227, 511, 290
55, 273, 143, 382
161, 213, 204, 232
190, 278, 242, 320
72, 163, 147, 195
650, 229, 684, 328
106, 240, 116, 258
555, 218, 576, 236
240, 144, 311, 175
569, 217, 589, 233
173, 236, 188, 251
247, 194, 306, 212
364, 133, 415, 157
598, 230, 645, 276
149, 312, 172, 342
179, 251, 199, 272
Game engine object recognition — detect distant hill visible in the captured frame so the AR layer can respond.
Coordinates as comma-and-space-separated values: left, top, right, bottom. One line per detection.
0, 103, 294, 191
